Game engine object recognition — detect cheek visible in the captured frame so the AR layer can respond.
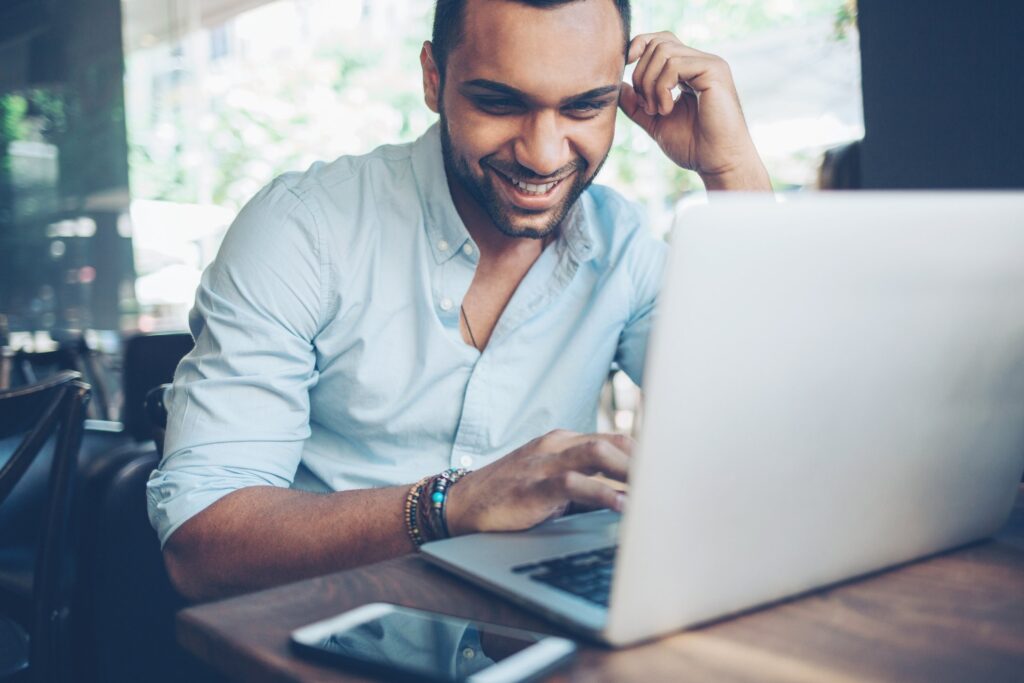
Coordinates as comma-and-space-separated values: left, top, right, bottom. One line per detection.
449, 110, 520, 164
571, 117, 616, 170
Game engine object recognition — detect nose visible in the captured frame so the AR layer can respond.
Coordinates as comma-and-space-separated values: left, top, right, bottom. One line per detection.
513, 110, 571, 178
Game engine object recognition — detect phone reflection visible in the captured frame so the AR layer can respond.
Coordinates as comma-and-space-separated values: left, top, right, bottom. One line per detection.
318, 610, 537, 681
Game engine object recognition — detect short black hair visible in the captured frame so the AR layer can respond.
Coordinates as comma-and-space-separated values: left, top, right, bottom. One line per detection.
431, 0, 631, 80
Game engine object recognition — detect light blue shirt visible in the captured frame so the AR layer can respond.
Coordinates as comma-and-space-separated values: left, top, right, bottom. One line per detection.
147, 123, 667, 547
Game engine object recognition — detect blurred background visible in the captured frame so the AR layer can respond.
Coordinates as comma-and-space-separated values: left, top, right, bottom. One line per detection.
1, 0, 1021, 426
1, 0, 863, 338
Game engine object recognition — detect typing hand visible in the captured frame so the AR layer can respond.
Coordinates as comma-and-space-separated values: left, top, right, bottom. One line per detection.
619, 31, 771, 191
445, 430, 632, 536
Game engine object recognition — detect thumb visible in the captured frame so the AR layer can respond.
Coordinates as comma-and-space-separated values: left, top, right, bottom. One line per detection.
618, 82, 657, 136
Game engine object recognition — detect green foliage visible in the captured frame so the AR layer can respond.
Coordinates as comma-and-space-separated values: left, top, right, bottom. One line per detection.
0, 90, 69, 181
834, 0, 858, 40
0, 94, 29, 145
126, 0, 855, 210
646, 0, 844, 44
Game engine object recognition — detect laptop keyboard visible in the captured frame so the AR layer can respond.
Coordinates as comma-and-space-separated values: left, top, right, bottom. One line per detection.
512, 545, 617, 607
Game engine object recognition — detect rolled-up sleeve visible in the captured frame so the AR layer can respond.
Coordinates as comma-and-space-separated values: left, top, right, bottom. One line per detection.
147, 178, 325, 547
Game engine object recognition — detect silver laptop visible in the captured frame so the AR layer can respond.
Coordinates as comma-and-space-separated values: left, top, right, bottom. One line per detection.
421, 192, 1024, 647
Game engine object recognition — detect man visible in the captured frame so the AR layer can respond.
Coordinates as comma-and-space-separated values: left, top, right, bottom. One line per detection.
147, 0, 770, 602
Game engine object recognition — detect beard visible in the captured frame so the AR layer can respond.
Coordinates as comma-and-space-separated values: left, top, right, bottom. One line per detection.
438, 111, 606, 240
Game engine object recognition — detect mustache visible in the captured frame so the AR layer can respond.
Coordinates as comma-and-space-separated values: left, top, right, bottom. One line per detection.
482, 156, 586, 183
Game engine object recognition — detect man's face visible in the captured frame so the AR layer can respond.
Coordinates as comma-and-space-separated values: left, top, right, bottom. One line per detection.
426, 0, 626, 239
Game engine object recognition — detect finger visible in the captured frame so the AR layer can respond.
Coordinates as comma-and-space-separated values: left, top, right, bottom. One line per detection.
657, 51, 732, 97
651, 56, 687, 116
566, 439, 631, 481
558, 432, 636, 458
631, 32, 687, 113
535, 429, 584, 454
539, 430, 633, 455
632, 36, 671, 113
640, 42, 691, 116
558, 471, 627, 513
591, 473, 628, 493
618, 82, 657, 135
595, 432, 636, 457
626, 34, 653, 65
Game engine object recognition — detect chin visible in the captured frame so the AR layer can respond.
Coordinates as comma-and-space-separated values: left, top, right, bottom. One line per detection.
494, 210, 562, 239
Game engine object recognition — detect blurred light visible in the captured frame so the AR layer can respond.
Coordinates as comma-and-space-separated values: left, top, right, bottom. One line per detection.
79, 266, 97, 284
118, 212, 134, 238
614, 410, 635, 433
47, 217, 97, 238
50, 240, 66, 258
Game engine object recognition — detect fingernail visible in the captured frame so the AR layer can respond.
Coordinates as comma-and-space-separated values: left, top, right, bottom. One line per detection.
614, 492, 626, 513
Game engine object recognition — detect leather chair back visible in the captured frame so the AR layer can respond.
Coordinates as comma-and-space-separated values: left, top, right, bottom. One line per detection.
0, 371, 90, 683
73, 446, 222, 683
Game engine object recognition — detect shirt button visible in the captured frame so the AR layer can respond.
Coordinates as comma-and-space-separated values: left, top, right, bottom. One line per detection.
462, 243, 474, 256
440, 297, 454, 312
438, 239, 449, 252
460, 455, 474, 467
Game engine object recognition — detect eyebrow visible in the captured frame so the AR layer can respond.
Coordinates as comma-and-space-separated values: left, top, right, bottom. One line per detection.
459, 79, 620, 105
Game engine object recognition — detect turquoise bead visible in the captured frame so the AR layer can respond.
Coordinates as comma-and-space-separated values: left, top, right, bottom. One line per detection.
431, 491, 445, 504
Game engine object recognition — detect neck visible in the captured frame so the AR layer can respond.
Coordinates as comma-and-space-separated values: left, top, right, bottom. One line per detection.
445, 164, 552, 265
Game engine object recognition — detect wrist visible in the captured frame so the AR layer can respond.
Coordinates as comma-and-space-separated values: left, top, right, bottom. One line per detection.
444, 471, 473, 537
699, 158, 772, 192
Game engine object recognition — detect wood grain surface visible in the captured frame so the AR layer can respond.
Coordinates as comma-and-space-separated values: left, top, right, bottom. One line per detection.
178, 485, 1024, 683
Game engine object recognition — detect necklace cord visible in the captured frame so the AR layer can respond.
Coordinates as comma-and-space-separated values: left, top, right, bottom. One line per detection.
460, 304, 480, 351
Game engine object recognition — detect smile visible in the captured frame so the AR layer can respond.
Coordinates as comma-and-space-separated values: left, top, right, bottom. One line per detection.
510, 177, 562, 195
490, 166, 572, 199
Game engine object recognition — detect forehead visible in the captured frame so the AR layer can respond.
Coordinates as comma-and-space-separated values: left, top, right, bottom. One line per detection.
450, 0, 625, 98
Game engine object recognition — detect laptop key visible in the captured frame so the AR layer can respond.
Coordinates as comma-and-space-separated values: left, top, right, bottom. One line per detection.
522, 545, 617, 607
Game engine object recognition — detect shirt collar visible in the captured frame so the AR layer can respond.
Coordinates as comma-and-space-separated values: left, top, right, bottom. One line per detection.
557, 193, 597, 265
411, 122, 597, 266
411, 123, 473, 264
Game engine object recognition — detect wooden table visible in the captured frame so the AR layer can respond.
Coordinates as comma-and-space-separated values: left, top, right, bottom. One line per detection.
179, 486, 1024, 682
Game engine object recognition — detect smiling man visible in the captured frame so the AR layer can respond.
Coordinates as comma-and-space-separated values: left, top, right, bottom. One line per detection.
147, 0, 770, 601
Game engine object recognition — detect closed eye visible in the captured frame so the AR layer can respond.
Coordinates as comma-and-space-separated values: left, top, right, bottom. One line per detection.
472, 97, 527, 114
562, 99, 614, 118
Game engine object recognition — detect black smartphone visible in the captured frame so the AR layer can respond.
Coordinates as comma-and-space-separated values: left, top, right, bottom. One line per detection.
290, 602, 576, 683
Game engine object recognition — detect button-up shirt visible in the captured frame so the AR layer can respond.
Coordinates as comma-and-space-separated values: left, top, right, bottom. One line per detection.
147, 123, 667, 547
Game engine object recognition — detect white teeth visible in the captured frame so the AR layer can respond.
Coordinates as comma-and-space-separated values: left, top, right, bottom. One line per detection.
512, 178, 558, 194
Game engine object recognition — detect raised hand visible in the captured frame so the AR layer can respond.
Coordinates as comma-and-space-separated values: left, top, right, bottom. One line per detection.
619, 32, 772, 191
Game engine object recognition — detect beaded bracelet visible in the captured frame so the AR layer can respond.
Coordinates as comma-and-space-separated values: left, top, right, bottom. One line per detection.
428, 468, 469, 540
416, 478, 443, 542
403, 475, 432, 547
405, 469, 471, 547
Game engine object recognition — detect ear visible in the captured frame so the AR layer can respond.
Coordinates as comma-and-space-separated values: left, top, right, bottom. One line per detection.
421, 41, 442, 113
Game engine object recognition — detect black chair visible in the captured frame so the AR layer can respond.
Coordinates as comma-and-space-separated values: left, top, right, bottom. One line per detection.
8, 337, 111, 422
0, 332, 203, 682
143, 385, 172, 456
0, 421, 130, 631
0, 371, 90, 683
71, 443, 221, 683
69, 332, 219, 683
120, 333, 193, 443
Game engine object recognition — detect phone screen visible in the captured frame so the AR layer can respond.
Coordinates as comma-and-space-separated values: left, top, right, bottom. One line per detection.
303, 607, 549, 682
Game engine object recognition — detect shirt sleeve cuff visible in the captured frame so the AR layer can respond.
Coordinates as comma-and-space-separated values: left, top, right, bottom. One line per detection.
146, 462, 292, 548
